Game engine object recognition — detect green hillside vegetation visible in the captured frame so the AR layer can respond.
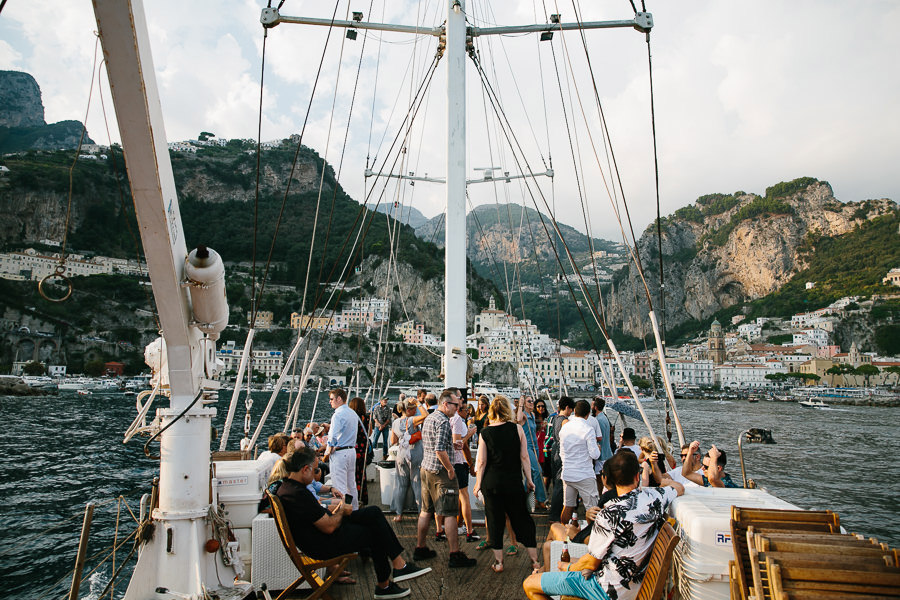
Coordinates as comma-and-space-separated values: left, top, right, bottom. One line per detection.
0, 120, 94, 154
1, 144, 497, 322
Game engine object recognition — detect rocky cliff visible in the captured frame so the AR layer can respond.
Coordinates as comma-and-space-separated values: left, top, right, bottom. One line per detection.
0, 71, 93, 152
606, 179, 898, 338
0, 71, 45, 127
415, 203, 618, 286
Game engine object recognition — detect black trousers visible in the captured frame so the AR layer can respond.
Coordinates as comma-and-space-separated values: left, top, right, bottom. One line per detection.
482, 485, 537, 550
308, 506, 403, 582
549, 461, 564, 523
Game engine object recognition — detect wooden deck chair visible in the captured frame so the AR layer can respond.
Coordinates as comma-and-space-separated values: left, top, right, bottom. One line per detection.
265, 490, 357, 600
732, 513, 839, 600
732, 507, 839, 529
749, 547, 900, 600
562, 522, 679, 600
767, 557, 900, 599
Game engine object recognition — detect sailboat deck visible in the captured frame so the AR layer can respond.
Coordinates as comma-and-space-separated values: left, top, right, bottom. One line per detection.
275, 477, 550, 599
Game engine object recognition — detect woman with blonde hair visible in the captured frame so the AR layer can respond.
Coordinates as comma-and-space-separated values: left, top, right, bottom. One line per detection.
473, 395, 539, 573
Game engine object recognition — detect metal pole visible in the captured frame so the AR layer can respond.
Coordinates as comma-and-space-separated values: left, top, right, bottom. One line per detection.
444, 0, 468, 390
68, 501, 95, 600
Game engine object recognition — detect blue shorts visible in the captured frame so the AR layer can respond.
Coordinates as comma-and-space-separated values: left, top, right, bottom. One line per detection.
540, 571, 610, 600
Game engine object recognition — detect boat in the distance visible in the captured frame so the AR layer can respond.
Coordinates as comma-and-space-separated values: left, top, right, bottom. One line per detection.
799, 398, 829, 409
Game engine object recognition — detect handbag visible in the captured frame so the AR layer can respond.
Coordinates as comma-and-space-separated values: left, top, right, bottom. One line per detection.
407, 417, 422, 445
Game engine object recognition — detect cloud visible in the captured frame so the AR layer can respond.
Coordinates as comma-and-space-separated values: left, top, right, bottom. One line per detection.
2, 0, 897, 244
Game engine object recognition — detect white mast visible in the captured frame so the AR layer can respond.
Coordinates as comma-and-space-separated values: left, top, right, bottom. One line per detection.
443, 0, 468, 390
93, 1, 243, 597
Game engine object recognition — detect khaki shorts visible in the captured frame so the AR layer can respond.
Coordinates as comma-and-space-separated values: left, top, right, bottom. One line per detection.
563, 477, 600, 508
420, 467, 459, 516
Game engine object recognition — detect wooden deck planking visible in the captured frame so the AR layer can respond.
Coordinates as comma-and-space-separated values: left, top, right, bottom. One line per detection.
278, 474, 550, 599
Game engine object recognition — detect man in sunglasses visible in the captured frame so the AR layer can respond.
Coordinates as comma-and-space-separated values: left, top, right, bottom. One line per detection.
415, 388, 477, 568
681, 440, 739, 488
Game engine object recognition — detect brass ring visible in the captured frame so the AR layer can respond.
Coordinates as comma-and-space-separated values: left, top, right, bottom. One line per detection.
38, 270, 73, 302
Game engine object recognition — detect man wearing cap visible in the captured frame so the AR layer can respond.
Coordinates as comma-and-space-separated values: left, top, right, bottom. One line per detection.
373, 396, 393, 460
324, 388, 361, 509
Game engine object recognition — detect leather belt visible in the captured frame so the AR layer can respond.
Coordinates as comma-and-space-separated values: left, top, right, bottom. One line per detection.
333, 446, 355, 451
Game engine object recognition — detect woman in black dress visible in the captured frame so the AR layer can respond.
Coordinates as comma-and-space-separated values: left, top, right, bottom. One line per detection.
472, 395, 539, 573
348, 396, 370, 506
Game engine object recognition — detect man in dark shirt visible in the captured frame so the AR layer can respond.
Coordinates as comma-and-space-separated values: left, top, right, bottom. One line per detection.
277, 447, 431, 599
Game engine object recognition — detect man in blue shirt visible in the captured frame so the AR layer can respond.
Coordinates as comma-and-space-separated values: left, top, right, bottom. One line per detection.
324, 388, 361, 509
591, 397, 613, 489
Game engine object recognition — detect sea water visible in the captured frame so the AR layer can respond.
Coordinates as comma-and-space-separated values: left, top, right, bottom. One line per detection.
0, 391, 897, 598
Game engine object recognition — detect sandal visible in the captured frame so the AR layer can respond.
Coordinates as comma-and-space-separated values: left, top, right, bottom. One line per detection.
505, 544, 518, 556
336, 575, 357, 585
491, 560, 504, 573
475, 539, 489, 551
392, 516, 402, 523
531, 561, 542, 574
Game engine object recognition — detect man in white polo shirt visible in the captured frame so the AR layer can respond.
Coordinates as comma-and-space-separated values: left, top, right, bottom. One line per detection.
323, 388, 360, 509
558, 399, 601, 525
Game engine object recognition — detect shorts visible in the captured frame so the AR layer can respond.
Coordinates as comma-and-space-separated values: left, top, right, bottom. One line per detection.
563, 477, 600, 508
539, 571, 610, 600
454, 462, 470, 488
420, 467, 459, 516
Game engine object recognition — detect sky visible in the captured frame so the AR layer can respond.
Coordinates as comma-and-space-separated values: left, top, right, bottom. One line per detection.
1, 0, 899, 244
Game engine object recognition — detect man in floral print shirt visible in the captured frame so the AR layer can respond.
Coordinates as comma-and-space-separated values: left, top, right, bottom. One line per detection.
523, 450, 684, 600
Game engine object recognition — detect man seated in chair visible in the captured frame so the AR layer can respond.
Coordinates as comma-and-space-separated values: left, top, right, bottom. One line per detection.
277, 446, 432, 599
523, 450, 684, 600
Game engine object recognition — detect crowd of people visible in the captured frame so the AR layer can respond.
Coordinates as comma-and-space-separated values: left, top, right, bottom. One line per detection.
254, 388, 739, 600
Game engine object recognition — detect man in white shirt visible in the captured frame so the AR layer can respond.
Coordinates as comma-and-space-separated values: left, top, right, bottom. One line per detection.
449, 401, 478, 541
324, 388, 360, 509
666, 442, 702, 487
620, 427, 642, 459
558, 400, 601, 524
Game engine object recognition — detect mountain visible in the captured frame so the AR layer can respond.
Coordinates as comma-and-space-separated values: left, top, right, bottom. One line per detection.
0, 140, 498, 339
605, 178, 898, 340
366, 202, 429, 229
415, 202, 621, 288
0, 71, 94, 152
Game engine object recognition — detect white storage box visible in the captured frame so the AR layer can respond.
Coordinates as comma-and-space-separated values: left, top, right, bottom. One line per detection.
251, 513, 323, 591
214, 460, 265, 529
669, 487, 798, 600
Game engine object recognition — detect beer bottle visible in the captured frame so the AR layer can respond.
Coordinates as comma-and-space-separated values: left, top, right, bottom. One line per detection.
560, 537, 571, 563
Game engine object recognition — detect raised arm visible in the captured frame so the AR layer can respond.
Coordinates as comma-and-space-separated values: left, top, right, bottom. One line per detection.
682, 440, 704, 485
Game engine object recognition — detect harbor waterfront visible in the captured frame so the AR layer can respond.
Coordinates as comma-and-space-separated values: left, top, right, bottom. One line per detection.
1, 390, 897, 598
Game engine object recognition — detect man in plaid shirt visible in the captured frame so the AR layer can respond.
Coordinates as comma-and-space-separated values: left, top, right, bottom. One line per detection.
372, 396, 393, 460
413, 388, 476, 568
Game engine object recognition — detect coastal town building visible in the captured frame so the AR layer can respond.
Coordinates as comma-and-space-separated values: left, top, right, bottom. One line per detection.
667, 359, 715, 387
708, 319, 725, 364
0, 248, 147, 281
247, 310, 274, 329
216, 341, 284, 381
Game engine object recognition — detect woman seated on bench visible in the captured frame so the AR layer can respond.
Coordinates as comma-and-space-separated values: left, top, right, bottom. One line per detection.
523, 450, 683, 600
